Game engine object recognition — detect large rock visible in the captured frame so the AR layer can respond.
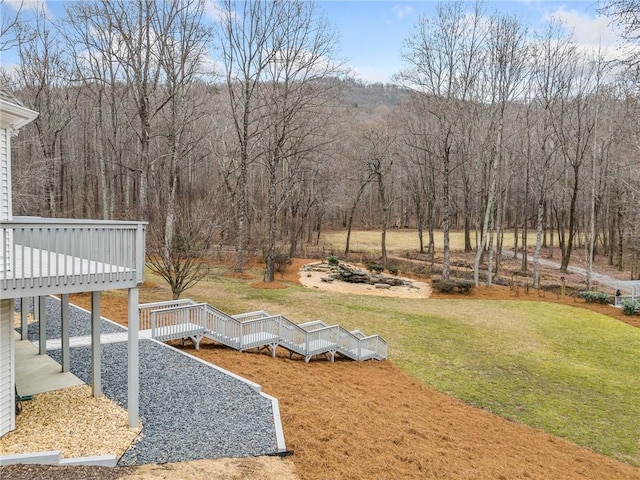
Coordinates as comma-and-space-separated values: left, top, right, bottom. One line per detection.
306, 261, 416, 289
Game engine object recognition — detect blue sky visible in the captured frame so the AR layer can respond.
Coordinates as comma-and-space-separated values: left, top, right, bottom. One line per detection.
317, 1, 621, 83
1, 0, 624, 84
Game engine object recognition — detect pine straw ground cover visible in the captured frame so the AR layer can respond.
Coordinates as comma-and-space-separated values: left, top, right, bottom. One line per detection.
42, 257, 640, 480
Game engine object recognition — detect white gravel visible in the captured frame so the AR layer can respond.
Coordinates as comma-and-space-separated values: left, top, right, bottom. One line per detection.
17, 297, 281, 466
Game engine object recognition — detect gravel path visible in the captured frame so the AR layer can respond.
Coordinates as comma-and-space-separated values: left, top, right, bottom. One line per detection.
17, 297, 125, 340
503, 250, 638, 293
18, 298, 282, 466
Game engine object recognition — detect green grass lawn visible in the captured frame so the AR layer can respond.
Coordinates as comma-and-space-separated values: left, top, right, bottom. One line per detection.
146, 265, 640, 466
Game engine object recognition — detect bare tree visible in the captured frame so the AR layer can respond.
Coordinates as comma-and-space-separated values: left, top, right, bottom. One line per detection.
13, 9, 74, 217
255, 0, 343, 282
397, 1, 485, 281
529, 21, 577, 288
601, 0, 640, 46
147, 197, 216, 299
0, 0, 30, 52
66, 0, 173, 219
473, 12, 528, 287
360, 115, 398, 268
401, 96, 438, 266
154, 0, 212, 284
64, 1, 132, 218
218, 0, 280, 273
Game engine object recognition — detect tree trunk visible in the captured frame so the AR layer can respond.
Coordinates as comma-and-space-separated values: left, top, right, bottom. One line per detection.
442, 150, 451, 281
560, 163, 580, 272
264, 156, 279, 283
532, 194, 545, 289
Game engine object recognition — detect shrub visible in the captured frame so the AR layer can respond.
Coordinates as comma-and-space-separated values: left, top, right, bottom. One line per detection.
327, 254, 340, 266
388, 265, 399, 276
621, 299, 640, 316
578, 291, 611, 305
432, 279, 474, 294
366, 262, 384, 274
274, 252, 292, 273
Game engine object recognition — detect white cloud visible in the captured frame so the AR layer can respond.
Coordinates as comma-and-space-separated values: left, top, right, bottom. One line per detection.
545, 7, 619, 47
542, 6, 640, 66
3, 0, 53, 21
5, 0, 48, 14
204, 0, 227, 22
392, 4, 413, 20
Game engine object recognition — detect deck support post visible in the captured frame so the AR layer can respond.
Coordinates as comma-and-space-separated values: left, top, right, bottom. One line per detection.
33, 296, 39, 321
38, 296, 46, 355
91, 291, 101, 397
20, 298, 28, 340
61, 294, 70, 372
128, 287, 139, 428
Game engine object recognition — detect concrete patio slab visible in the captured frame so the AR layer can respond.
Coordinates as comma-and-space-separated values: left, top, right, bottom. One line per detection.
14, 332, 84, 396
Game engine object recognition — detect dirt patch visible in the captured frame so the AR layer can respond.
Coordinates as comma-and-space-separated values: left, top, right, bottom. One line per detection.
119, 456, 298, 479
251, 281, 287, 289
0, 456, 298, 480
298, 262, 432, 299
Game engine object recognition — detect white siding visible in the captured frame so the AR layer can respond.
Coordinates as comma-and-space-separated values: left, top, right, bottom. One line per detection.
0, 298, 15, 437
0, 127, 11, 273
0, 127, 9, 221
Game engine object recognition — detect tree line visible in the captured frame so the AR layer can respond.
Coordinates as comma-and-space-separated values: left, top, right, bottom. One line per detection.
2, 0, 639, 297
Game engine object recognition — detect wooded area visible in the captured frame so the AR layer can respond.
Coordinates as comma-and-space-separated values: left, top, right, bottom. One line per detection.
2, 0, 639, 296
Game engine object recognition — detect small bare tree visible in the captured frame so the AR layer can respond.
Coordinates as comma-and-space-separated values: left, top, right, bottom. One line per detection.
359, 115, 398, 268
146, 198, 216, 299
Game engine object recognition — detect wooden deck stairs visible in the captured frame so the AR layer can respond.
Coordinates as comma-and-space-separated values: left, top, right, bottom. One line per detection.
139, 300, 387, 362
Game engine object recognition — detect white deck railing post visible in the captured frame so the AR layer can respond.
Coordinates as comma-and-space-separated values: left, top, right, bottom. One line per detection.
128, 287, 139, 428
135, 224, 145, 285
61, 293, 70, 372
38, 296, 46, 356
91, 291, 101, 397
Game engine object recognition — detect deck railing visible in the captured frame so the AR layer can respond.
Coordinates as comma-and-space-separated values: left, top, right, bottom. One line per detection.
231, 310, 271, 321
151, 304, 206, 342
138, 301, 388, 362
203, 304, 242, 348
140, 299, 197, 330
1, 217, 146, 298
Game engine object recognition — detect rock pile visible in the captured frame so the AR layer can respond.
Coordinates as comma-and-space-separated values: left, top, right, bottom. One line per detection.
301, 262, 418, 289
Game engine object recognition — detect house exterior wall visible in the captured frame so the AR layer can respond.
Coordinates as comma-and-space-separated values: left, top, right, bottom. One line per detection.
0, 92, 34, 439
0, 125, 15, 436
0, 298, 15, 437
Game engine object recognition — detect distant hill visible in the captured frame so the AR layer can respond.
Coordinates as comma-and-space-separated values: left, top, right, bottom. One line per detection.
338, 79, 411, 113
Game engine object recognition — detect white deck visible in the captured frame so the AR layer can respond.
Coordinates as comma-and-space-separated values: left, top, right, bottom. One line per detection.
1, 218, 145, 298
2, 246, 132, 280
